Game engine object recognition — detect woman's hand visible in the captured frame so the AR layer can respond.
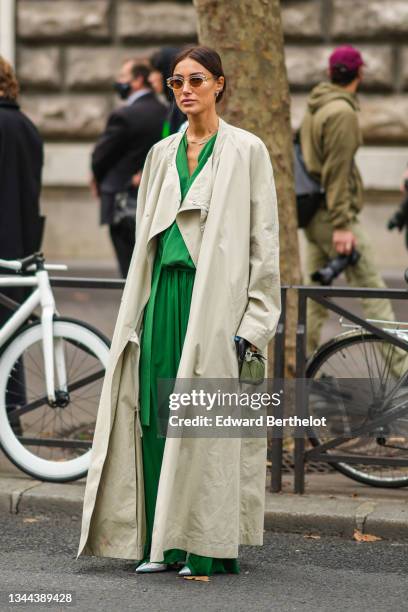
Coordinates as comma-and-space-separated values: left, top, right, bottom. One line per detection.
235, 336, 259, 356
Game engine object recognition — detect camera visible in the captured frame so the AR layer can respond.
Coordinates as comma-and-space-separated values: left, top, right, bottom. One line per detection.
387, 178, 408, 249
311, 248, 361, 285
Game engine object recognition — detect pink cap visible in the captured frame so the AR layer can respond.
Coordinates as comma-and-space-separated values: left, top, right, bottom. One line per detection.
329, 45, 365, 72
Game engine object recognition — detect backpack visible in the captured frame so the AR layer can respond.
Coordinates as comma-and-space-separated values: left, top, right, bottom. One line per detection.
293, 132, 325, 228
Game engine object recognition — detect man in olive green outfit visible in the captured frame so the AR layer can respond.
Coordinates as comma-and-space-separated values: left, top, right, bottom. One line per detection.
300, 45, 396, 356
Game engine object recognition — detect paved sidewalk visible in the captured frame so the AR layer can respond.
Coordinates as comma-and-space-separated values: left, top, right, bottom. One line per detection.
1, 468, 406, 541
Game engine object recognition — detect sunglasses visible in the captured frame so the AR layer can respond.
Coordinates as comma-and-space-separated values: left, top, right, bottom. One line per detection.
166, 74, 216, 91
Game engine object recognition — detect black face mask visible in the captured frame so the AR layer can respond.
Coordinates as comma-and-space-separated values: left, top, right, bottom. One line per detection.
113, 81, 131, 100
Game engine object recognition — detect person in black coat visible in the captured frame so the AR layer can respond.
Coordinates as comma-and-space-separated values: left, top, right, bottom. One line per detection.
92, 61, 167, 277
0, 56, 44, 434
0, 57, 44, 262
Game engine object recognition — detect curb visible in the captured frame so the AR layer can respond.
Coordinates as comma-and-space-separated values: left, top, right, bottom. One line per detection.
0, 475, 85, 516
1, 475, 407, 540
264, 493, 408, 540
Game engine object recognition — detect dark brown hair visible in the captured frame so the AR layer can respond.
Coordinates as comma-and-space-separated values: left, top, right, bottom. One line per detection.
170, 45, 226, 103
0, 56, 19, 100
130, 63, 152, 88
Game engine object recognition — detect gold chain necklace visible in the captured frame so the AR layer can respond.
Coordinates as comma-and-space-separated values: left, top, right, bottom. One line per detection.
186, 129, 217, 146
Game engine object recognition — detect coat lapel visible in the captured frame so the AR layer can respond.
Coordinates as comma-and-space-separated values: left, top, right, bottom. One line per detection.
146, 132, 183, 245
176, 119, 229, 264
146, 118, 229, 265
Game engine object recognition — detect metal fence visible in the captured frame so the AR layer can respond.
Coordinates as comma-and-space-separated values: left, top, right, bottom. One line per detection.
2, 276, 408, 494
270, 284, 408, 494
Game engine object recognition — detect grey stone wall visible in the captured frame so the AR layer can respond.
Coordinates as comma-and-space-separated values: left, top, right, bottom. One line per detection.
14, 0, 408, 269
15, 0, 408, 144
16, 0, 196, 139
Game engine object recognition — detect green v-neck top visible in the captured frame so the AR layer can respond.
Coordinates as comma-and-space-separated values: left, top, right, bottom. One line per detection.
158, 130, 218, 269
178, 129, 217, 200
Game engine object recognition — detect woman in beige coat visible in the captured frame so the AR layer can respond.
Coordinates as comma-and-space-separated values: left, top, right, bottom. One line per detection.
77, 45, 281, 578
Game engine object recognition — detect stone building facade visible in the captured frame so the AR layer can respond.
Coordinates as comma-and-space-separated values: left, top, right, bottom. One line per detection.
12, 0, 408, 269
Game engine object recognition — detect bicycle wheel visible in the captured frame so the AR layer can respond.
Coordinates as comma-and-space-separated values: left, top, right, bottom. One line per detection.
0, 317, 110, 482
306, 331, 408, 487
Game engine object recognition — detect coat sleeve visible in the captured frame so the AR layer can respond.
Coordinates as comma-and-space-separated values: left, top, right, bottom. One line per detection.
236, 139, 281, 352
321, 109, 360, 229
91, 110, 132, 183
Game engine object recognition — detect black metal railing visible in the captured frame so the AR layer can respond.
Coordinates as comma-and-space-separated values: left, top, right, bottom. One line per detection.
270, 284, 408, 494
2, 276, 408, 494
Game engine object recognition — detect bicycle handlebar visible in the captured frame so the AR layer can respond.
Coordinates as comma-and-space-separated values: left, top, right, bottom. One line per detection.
0, 253, 68, 273
26, 263, 68, 271
0, 259, 22, 270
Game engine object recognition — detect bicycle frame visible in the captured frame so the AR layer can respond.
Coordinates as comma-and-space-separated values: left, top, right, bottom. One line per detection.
0, 267, 67, 404
340, 317, 408, 340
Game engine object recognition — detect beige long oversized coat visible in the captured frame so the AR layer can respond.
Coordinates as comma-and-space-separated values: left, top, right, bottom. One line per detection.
77, 117, 281, 562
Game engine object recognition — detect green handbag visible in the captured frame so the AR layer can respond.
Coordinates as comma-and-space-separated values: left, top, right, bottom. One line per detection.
239, 348, 266, 385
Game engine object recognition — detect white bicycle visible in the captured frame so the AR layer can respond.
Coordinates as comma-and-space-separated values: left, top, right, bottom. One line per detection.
0, 253, 110, 482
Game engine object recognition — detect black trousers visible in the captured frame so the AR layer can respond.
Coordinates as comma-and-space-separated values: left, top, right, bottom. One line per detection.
109, 217, 136, 278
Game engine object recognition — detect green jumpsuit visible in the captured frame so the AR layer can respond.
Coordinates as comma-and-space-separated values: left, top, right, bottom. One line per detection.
137, 130, 240, 576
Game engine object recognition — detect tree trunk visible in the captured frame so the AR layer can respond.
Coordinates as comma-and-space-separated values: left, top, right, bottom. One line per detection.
193, 0, 301, 375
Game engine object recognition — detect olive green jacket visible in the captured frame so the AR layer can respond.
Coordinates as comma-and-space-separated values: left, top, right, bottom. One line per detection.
300, 82, 364, 229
